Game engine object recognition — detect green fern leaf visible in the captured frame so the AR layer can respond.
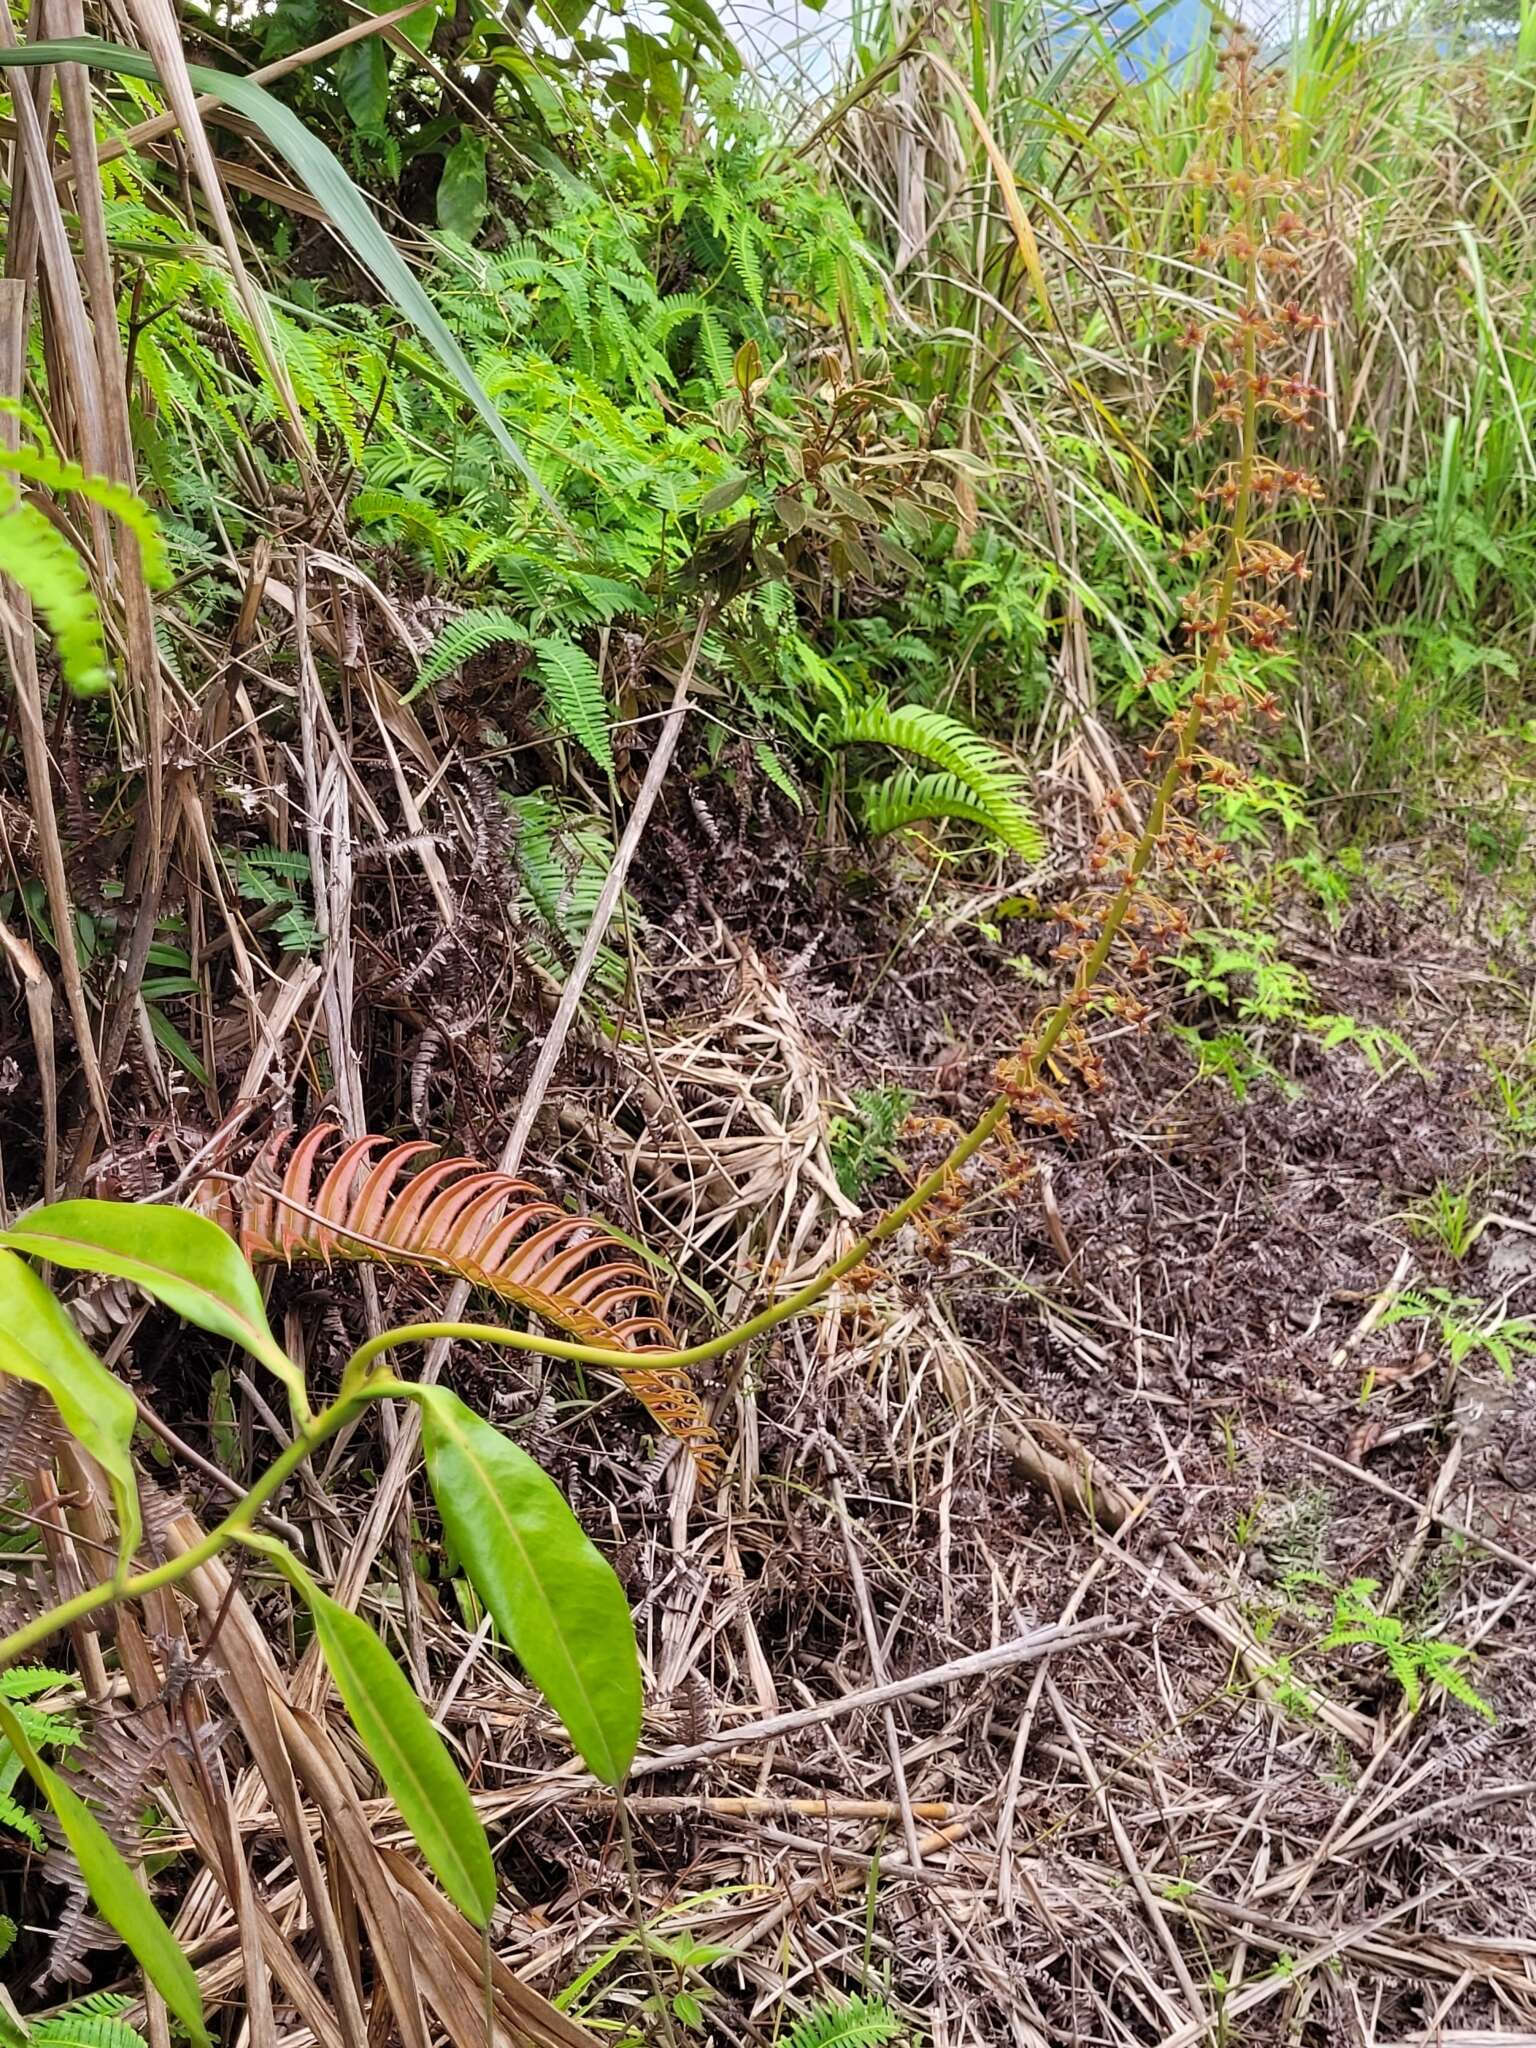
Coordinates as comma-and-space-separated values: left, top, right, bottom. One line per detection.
732, 215, 766, 312
153, 620, 184, 690
856, 767, 1006, 845
0, 1698, 79, 1750
695, 309, 735, 389
511, 788, 632, 990
0, 1786, 44, 1849
531, 633, 614, 774
1425, 1651, 1495, 1722
0, 405, 168, 586
827, 700, 1044, 860
754, 740, 804, 811
0, 498, 112, 697
0, 1667, 73, 1701
408, 607, 531, 700
568, 572, 643, 623
782, 1995, 905, 2048
31, 2011, 148, 2048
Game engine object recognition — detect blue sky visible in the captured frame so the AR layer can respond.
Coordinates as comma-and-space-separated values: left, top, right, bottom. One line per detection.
714, 0, 1227, 89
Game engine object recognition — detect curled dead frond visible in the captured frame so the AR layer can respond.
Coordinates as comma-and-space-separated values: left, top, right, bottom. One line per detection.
199, 1128, 720, 1479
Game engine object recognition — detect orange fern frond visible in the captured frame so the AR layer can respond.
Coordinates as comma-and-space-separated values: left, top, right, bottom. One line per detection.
201, 1128, 721, 1481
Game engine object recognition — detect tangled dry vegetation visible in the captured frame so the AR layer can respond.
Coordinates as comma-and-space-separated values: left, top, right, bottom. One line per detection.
6, 648, 1536, 2045
4, 3, 1536, 2046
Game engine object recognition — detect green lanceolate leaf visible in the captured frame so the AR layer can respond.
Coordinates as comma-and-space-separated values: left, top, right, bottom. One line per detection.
438, 132, 489, 241
414, 1387, 642, 1785
0, 42, 561, 524
0, 1702, 209, 2048
301, 1580, 495, 1924
0, 1252, 141, 1573
0, 1203, 303, 1409
335, 36, 388, 131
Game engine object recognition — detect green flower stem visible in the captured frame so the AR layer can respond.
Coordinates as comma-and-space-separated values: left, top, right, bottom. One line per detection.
0, 1388, 369, 1670
341, 1093, 1013, 1387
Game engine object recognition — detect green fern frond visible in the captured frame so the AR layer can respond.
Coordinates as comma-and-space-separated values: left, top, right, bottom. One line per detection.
0, 1787, 43, 1849
153, 619, 185, 689
350, 489, 474, 576
1381, 1289, 1433, 1324
827, 701, 1045, 860
782, 1995, 905, 2048
0, 1667, 73, 1701
855, 767, 1008, 845
0, 498, 111, 697
269, 311, 365, 463
696, 309, 735, 389
1425, 1651, 1496, 1721
567, 572, 642, 623
408, 607, 531, 699
644, 292, 709, 352
31, 2006, 148, 2048
0, 1699, 79, 1751
510, 789, 632, 991
732, 215, 766, 312
754, 740, 804, 811
531, 633, 615, 775
0, 438, 168, 588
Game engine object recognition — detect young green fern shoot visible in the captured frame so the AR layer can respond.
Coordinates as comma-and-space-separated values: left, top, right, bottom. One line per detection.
1323, 1578, 1493, 1721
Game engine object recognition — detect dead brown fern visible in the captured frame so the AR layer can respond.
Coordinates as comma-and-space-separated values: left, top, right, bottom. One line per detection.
199, 1128, 721, 1478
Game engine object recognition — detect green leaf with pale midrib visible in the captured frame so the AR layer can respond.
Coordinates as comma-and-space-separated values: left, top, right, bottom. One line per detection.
0, 1202, 300, 1402
302, 1585, 495, 1925
0, 1701, 208, 2048
0, 1252, 141, 1573
415, 1388, 641, 1785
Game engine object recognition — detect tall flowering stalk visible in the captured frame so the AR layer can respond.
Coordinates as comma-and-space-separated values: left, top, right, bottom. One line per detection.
998, 27, 1324, 1142
254, 32, 1331, 1421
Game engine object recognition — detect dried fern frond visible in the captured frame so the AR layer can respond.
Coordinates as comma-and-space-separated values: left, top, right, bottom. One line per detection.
0, 1379, 59, 1478
201, 1130, 720, 1479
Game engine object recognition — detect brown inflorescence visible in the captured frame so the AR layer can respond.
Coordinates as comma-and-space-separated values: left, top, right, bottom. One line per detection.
996, 25, 1321, 1146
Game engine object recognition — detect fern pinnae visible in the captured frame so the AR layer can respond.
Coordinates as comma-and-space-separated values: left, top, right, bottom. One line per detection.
826, 699, 1045, 860
408, 607, 532, 699
510, 789, 633, 991
781, 1995, 906, 2048
0, 496, 115, 697
856, 767, 1006, 845
531, 633, 616, 775
0, 1667, 75, 1702
28, 1995, 148, 2048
